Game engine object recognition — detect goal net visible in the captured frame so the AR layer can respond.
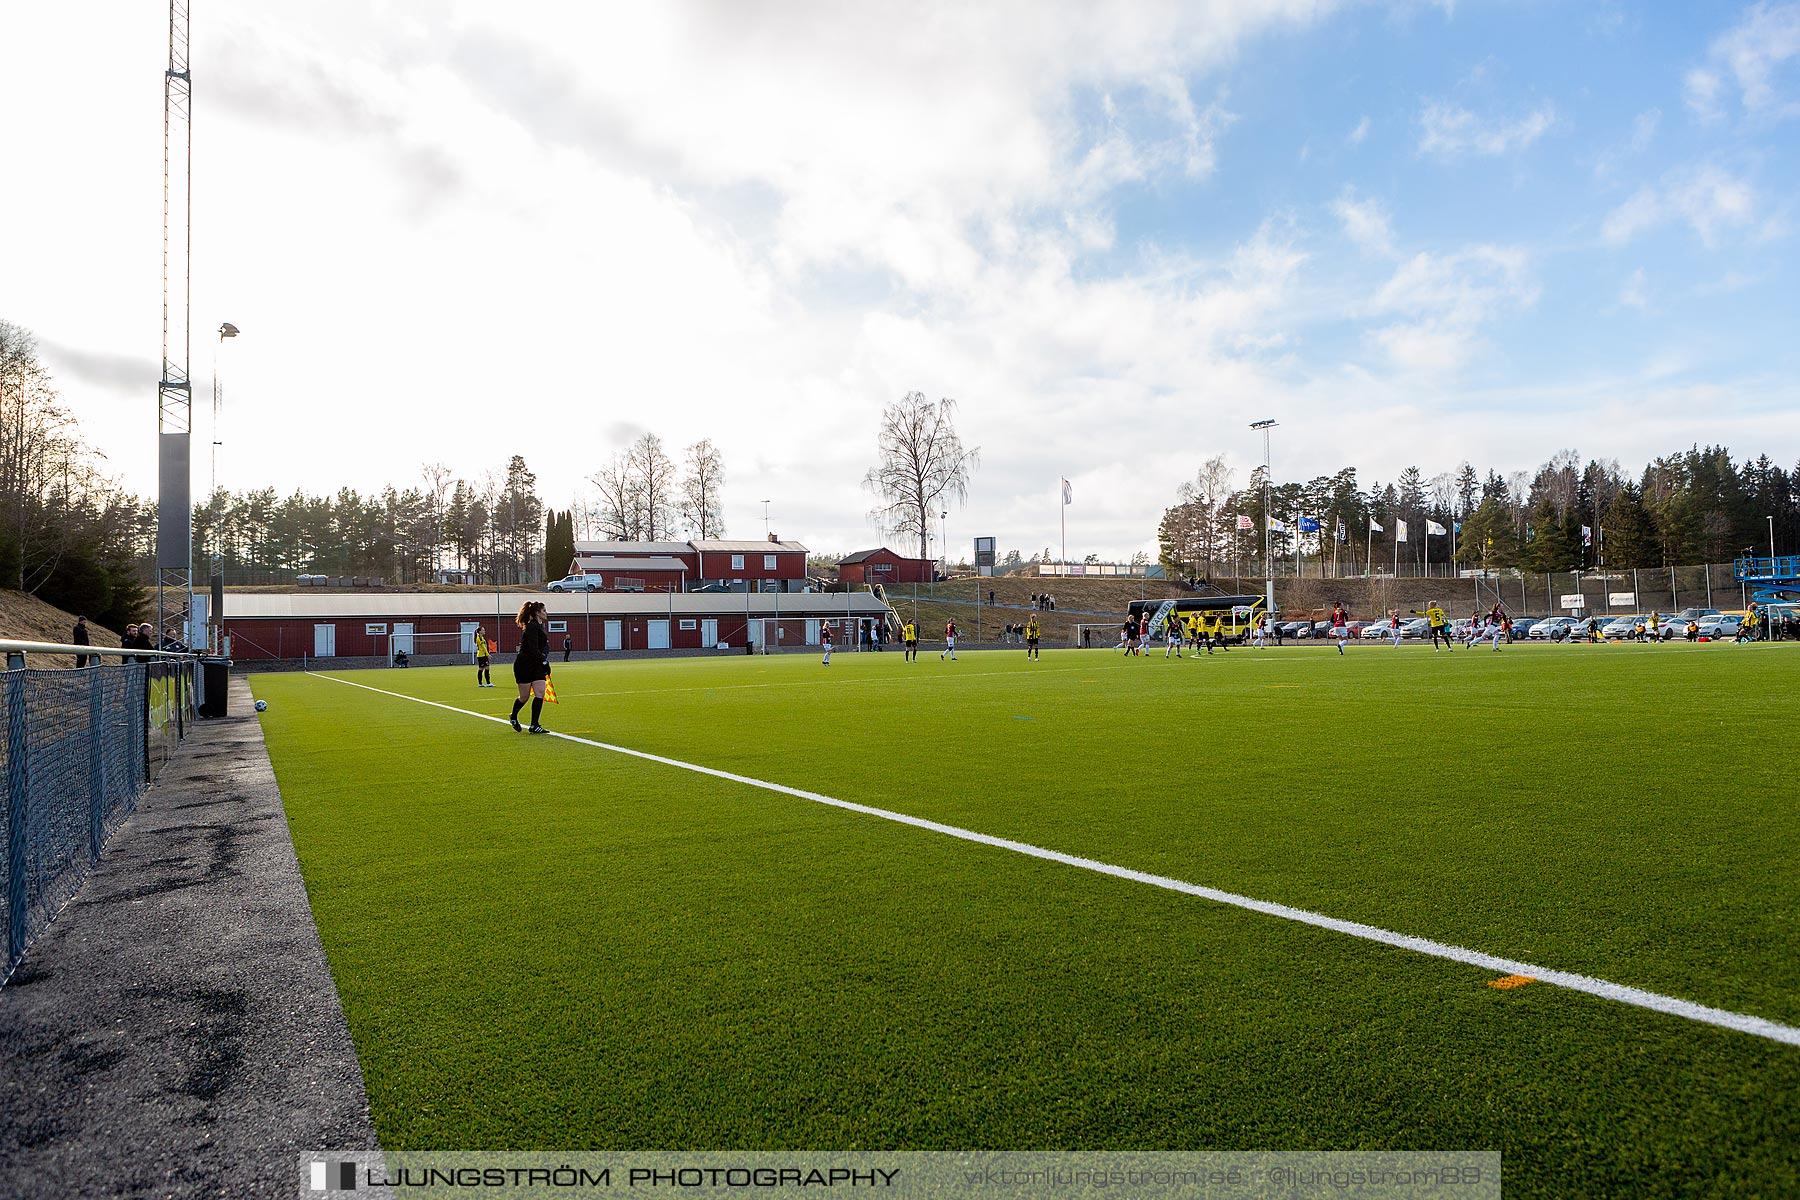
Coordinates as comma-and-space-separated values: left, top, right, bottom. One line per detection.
1072, 622, 1127, 649
387, 630, 479, 664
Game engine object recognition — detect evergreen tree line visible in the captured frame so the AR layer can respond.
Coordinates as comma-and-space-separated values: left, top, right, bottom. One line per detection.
0, 320, 145, 628
190, 455, 545, 585
1160, 447, 1800, 577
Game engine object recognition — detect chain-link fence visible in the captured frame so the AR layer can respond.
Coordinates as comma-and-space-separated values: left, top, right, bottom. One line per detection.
2, 658, 196, 979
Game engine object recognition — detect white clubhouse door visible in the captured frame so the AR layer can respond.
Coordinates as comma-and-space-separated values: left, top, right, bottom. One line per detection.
460, 622, 481, 654
313, 623, 336, 656
647, 620, 671, 650
392, 623, 414, 655
604, 620, 622, 651
701, 619, 719, 648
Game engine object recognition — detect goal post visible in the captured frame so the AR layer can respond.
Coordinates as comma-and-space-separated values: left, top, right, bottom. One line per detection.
1072, 622, 1123, 649
386, 631, 479, 664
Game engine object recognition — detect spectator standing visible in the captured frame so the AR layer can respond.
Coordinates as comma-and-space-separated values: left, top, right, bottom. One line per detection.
72, 616, 92, 668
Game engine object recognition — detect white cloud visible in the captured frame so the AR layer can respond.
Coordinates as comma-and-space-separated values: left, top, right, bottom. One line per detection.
1347, 115, 1371, 145
1331, 190, 1394, 255
1687, 1, 1800, 119
1618, 268, 1649, 311
1417, 100, 1556, 157
1601, 164, 1762, 248
1364, 245, 1537, 373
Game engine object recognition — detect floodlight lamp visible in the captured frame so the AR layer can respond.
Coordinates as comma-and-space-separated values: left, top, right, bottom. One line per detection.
219, 323, 239, 338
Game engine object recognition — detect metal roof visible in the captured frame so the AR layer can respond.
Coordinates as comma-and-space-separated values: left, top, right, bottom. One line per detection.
221, 592, 889, 619
568, 556, 692, 571
691, 540, 808, 553
839, 547, 926, 565
571, 541, 695, 555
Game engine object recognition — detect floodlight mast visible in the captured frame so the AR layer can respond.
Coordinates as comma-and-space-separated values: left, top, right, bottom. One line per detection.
1250, 420, 1277, 613
156, 0, 194, 652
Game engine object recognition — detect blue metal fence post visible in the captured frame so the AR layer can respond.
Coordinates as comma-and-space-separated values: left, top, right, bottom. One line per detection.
88, 669, 106, 863
5, 673, 29, 972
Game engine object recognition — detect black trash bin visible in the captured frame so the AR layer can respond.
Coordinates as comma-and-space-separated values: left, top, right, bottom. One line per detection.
199, 657, 231, 718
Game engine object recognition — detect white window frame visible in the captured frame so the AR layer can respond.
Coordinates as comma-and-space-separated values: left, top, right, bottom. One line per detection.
764, 554, 778, 570
548, 620, 568, 633
679, 619, 697, 630
731, 553, 745, 570
365, 623, 388, 636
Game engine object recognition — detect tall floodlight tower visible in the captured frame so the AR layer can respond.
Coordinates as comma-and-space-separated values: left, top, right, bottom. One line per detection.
156, 1, 194, 648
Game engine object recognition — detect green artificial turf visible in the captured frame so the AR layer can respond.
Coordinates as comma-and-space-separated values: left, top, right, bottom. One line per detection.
251, 641, 1800, 1197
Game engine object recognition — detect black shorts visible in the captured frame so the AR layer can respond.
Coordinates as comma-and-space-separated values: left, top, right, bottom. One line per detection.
1026, 637, 1039, 647
513, 659, 549, 684
905, 640, 917, 650
476, 655, 490, 667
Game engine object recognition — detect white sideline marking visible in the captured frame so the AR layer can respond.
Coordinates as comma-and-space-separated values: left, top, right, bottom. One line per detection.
307, 671, 1800, 1049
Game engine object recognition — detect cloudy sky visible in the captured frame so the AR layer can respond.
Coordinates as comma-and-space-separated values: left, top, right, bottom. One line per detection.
5, 1, 1798, 560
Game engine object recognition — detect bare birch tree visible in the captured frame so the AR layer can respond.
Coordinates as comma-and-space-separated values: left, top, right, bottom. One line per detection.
678, 439, 726, 539
862, 392, 979, 560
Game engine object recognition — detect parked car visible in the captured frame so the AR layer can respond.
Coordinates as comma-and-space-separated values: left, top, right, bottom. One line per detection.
1359, 621, 1390, 639
1529, 616, 1577, 640
1698, 613, 1742, 639
546, 574, 599, 592
1674, 607, 1722, 624
1508, 618, 1538, 641
1601, 615, 1645, 640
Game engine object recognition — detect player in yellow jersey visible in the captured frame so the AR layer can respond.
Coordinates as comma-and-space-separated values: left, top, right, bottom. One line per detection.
1024, 614, 1041, 660
902, 620, 918, 661
473, 627, 494, 686
1411, 601, 1452, 651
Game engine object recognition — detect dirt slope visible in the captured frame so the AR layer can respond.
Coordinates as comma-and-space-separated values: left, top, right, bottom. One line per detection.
0, 591, 124, 667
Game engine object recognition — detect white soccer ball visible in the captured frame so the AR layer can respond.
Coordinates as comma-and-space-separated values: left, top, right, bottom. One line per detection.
254, 700, 268, 712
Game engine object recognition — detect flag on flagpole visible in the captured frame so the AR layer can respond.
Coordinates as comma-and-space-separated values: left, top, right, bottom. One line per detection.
1369, 518, 1384, 533
1453, 520, 1463, 534
1235, 514, 1254, 531
1335, 517, 1347, 543
1267, 516, 1288, 533
1061, 479, 1072, 505
1298, 516, 1321, 533
1581, 524, 1592, 547
1396, 519, 1409, 543
1426, 519, 1447, 536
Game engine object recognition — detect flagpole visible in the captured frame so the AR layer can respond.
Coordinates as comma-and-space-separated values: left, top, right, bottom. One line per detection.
1425, 526, 1430, 581
1365, 524, 1372, 578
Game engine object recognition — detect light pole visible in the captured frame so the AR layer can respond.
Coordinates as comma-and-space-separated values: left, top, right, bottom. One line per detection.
208, 322, 238, 652
762, 500, 771, 537
1770, 515, 1777, 563
1250, 419, 1277, 613
940, 511, 948, 578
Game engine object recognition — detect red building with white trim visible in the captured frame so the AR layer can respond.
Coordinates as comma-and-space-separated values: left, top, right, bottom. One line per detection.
836, 547, 934, 586
220, 591, 891, 661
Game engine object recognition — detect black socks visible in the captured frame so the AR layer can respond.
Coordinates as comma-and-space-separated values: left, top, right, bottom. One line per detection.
530, 698, 543, 727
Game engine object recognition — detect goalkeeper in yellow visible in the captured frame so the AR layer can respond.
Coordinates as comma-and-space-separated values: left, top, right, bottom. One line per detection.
1024, 614, 1041, 660
473, 627, 494, 686
1412, 600, 1453, 651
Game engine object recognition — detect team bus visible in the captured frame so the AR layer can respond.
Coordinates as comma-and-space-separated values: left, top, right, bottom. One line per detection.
1125, 594, 1267, 645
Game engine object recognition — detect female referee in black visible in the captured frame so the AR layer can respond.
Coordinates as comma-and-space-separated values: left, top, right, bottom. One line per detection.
510, 600, 552, 733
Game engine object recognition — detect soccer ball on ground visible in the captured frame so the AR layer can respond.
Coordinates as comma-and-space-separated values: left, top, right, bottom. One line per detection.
254, 700, 268, 712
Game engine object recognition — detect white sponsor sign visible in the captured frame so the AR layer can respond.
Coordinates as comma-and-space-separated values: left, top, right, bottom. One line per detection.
1560, 594, 1586, 610
1608, 592, 1637, 607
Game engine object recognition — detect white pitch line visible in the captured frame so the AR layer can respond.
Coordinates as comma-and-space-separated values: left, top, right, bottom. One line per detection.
307, 671, 1800, 1049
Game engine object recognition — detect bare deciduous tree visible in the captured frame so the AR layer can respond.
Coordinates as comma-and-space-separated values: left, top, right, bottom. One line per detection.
863, 392, 978, 560
629, 434, 678, 542
678, 439, 726, 539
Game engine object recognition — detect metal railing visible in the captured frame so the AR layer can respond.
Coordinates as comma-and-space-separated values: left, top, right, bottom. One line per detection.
2, 639, 200, 980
